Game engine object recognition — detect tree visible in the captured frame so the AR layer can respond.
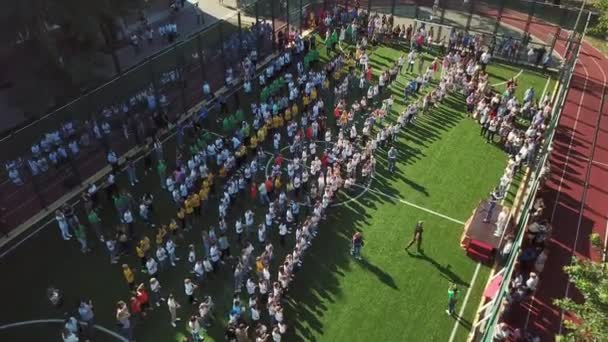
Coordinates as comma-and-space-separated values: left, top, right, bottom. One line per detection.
554, 257, 608, 341
590, 0, 608, 37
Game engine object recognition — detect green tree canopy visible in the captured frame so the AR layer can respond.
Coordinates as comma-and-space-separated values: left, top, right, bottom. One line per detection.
590, 0, 608, 36
554, 257, 608, 341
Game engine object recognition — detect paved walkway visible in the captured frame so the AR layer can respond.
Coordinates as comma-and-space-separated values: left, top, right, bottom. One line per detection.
115, 1, 239, 70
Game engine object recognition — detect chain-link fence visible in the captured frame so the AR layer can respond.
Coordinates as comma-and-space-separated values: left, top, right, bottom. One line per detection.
0, 0, 594, 238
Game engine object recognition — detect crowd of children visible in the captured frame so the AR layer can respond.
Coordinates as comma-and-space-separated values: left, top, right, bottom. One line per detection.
47, 4, 557, 342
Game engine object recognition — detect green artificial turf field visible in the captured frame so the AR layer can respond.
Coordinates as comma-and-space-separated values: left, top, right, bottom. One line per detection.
0, 39, 553, 342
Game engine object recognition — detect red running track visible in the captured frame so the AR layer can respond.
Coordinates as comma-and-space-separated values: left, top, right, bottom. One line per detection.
478, 4, 608, 340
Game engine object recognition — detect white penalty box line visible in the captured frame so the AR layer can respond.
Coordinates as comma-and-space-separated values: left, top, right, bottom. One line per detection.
350, 183, 466, 225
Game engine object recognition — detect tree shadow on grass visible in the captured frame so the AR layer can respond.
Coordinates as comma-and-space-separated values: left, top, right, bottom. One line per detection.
406, 250, 471, 287
357, 258, 399, 290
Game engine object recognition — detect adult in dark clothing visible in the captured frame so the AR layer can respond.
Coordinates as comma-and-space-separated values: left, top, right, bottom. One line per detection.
405, 221, 424, 252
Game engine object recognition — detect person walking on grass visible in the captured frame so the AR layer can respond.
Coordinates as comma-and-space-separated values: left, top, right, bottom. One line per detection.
405, 220, 424, 252
77, 299, 95, 339
167, 293, 181, 327
55, 210, 72, 241
116, 300, 134, 341
387, 146, 397, 173
446, 283, 459, 315
157, 159, 167, 189
189, 315, 203, 342
351, 231, 364, 260
87, 209, 104, 242
74, 223, 91, 254
184, 278, 198, 304
150, 277, 164, 308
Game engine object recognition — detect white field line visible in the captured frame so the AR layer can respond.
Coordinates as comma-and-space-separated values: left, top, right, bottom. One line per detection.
351, 184, 466, 225
0, 319, 128, 341
492, 69, 524, 87
448, 262, 482, 342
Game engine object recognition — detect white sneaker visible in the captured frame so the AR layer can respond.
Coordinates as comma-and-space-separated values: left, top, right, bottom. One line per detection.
171, 322, 176, 328
446, 310, 451, 315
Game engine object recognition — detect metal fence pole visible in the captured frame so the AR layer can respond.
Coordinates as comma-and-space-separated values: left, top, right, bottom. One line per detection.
218, 22, 228, 76
414, 1, 420, 31
300, 0, 304, 32
175, 43, 188, 119
368, 0, 372, 14
492, 0, 505, 37
149, 59, 161, 115
523, 0, 536, 37
256, 0, 262, 52
287, 0, 291, 34
391, 0, 397, 17
549, 7, 568, 58
437, 7, 446, 41
196, 34, 206, 81
238, 11, 244, 58
272, 0, 277, 50
465, 0, 474, 32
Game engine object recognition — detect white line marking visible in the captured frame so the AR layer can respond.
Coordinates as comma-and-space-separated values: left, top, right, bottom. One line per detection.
0, 319, 128, 341
351, 184, 466, 225
592, 160, 608, 168
492, 69, 523, 87
448, 262, 482, 342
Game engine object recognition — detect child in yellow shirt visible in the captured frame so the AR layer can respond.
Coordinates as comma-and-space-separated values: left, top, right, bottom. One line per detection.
276, 115, 285, 128
284, 107, 292, 121
249, 135, 259, 150
191, 193, 201, 216
199, 186, 209, 202
291, 103, 299, 117
156, 225, 167, 245
272, 115, 281, 129
169, 219, 179, 237
122, 264, 135, 291
219, 166, 227, 178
